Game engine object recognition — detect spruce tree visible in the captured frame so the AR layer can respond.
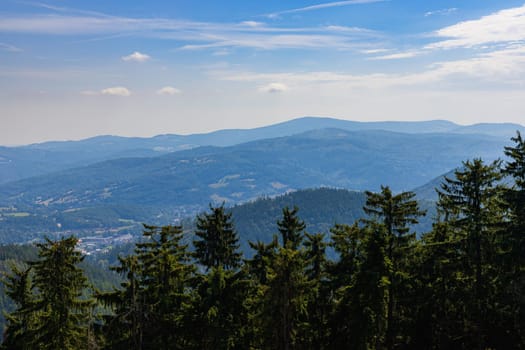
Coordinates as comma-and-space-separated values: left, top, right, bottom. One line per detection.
277, 206, 306, 250
2, 237, 94, 349
327, 223, 365, 348
437, 158, 504, 349
363, 186, 425, 348
135, 224, 194, 349
260, 207, 310, 350
347, 223, 390, 350
99, 225, 194, 349
501, 131, 525, 346
1, 265, 36, 350
303, 232, 329, 349
194, 204, 242, 270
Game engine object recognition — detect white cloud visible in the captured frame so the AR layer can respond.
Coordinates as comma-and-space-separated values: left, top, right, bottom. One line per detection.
156, 86, 181, 95
101, 87, 131, 96
424, 8, 457, 17
121, 51, 150, 62
361, 48, 390, 54
265, 0, 387, 18
240, 21, 264, 27
0, 14, 377, 51
0, 42, 22, 52
427, 5, 525, 49
370, 51, 422, 60
214, 44, 525, 90
259, 83, 288, 93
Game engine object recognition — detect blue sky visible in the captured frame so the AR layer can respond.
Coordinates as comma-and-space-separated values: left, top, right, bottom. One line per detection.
1, 0, 525, 145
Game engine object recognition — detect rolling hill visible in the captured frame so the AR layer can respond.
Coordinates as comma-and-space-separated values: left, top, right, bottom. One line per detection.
0, 127, 508, 243
2, 117, 523, 184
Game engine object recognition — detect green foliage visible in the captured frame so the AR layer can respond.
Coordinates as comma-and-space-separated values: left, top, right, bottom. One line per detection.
194, 205, 242, 270
2, 132, 525, 349
2, 237, 94, 350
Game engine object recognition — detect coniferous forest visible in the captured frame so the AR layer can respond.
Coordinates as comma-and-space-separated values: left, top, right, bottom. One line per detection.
1, 132, 525, 350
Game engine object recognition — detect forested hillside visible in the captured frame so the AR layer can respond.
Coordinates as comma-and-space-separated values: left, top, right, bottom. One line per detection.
0, 127, 507, 243
1, 132, 524, 349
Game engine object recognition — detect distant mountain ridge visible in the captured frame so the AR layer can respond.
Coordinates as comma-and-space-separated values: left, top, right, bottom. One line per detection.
0, 126, 512, 244
1, 117, 523, 184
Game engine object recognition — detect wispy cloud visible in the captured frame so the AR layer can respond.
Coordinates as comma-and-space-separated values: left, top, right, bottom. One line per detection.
427, 5, 525, 49
265, 0, 387, 18
213, 44, 525, 89
156, 86, 181, 95
0, 42, 22, 52
0, 13, 377, 51
122, 51, 151, 62
424, 8, 458, 17
259, 82, 288, 93
369, 51, 422, 60
101, 87, 131, 96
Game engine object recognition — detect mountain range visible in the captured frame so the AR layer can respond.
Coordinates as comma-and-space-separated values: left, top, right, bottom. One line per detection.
2, 117, 523, 184
0, 116, 522, 244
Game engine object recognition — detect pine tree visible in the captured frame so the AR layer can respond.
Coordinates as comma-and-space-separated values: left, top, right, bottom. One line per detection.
194, 205, 242, 270
277, 206, 306, 250
2, 237, 94, 349
263, 247, 310, 350
136, 224, 194, 349
31, 236, 93, 350
363, 186, 425, 348
99, 225, 195, 349
501, 131, 525, 346
303, 232, 329, 349
327, 223, 365, 348
97, 255, 144, 350
191, 266, 252, 350
260, 207, 310, 350
437, 158, 504, 349
347, 223, 390, 350
1, 264, 36, 350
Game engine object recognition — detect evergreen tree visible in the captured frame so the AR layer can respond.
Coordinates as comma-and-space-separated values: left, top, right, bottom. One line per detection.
97, 255, 144, 350
260, 208, 310, 350
327, 223, 365, 348
411, 221, 467, 348
277, 206, 306, 250
437, 158, 504, 349
363, 186, 425, 348
1, 264, 36, 350
303, 232, 329, 349
501, 131, 525, 345
262, 247, 310, 350
194, 204, 242, 270
191, 267, 252, 350
246, 237, 278, 285
136, 224, 195, 349
347, 223, 390, 350
1, 236, 93, 350
99, 225, 194, 350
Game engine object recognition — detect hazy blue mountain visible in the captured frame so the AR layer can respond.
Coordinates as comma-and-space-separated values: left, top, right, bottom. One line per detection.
0, 128, 507, 207
2, 117, 522, 184
0, 127, 509, 243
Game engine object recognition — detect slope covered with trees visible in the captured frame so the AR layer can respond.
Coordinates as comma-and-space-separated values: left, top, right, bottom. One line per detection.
2, 132, 525, 349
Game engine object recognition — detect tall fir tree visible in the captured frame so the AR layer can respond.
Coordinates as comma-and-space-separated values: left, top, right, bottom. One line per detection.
277, 206, 306, 250
194, 204, 242, 270
1, 264, 36, 350
501, 131, 525, 346
99, 225, 195, 350
437, 158, 504, 349
363, 186, 425, 348
2, 236, 93, 350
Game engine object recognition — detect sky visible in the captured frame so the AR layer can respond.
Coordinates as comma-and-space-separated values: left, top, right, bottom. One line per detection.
1, 0, 525, 145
